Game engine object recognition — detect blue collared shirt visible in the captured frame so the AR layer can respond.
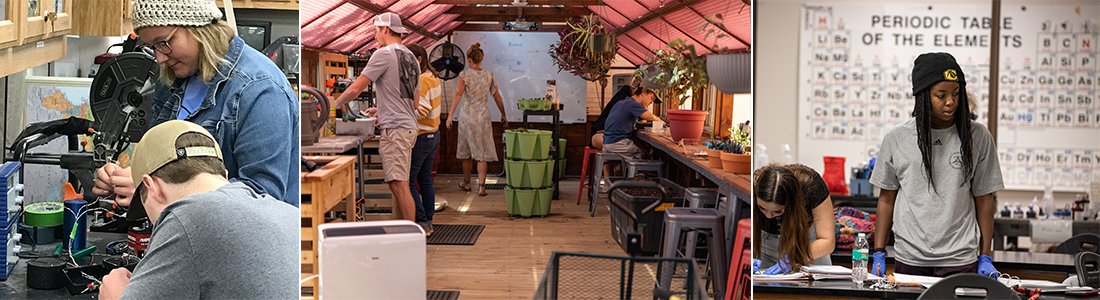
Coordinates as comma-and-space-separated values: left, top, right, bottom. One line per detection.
150, 36, 301, 207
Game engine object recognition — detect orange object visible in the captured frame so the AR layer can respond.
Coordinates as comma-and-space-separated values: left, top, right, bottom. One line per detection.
326, 77, 336, 89
63, 182, 82, 200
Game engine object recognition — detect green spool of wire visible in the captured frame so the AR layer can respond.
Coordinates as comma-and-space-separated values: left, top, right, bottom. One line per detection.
24, 202, 64, 227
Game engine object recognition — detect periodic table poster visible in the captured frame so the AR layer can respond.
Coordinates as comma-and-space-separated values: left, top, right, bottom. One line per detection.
797, 2, 1100, 192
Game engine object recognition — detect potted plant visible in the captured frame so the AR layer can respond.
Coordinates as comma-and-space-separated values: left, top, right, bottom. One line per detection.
637, 39, 710, 143
700, 14, 749, 95
719, 127, 752, 174
705, 135, 724, 168
549, 15, 618, 106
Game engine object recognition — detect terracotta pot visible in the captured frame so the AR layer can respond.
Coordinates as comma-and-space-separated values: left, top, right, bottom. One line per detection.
667, 110, 708, 142
707, 149, 723, 168
720, 152, 751, 174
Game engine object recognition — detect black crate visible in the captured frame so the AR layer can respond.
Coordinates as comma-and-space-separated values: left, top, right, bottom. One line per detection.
608, 178, 685, 256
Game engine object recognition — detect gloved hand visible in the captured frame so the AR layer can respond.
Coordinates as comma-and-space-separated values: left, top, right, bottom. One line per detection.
871, 251, 886, 277
762, 257, 791, 275
752, 259, 761, 274
978, 255, 999, 278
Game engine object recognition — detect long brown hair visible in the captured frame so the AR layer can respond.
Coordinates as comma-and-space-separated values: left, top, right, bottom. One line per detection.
406, 43, 433, 75
752, 163, 814, 270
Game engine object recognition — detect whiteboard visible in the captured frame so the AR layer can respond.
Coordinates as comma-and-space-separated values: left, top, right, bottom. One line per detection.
796, 2, 1100, 192
448, 31, 588, 124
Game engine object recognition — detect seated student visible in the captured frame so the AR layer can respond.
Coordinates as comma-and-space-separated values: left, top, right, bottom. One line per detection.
590, 75, 647, 150
601, 85, 662, 160
98, 120, 298, 300
751, 163, 836, 274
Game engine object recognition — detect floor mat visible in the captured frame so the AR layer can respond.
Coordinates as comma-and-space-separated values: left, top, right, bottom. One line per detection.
427, 290, 461, 300
481, 183, 506, 190
426, 224, 485, 245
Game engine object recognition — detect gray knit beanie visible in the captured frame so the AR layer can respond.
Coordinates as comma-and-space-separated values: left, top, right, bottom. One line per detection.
132, 0, 223, 30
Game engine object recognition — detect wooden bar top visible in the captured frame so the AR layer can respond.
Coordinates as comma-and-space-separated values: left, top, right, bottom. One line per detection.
634, 131, 751, 202
301, 134, 377, 154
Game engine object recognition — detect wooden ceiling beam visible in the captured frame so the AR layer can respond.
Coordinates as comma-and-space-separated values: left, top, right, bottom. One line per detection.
346, 0, 443, 41
433, 0, 599, 5
610, 0, 703, 36
454, 14, 580, 22
453, 23, 567, 32
445, 6, 589, 16
683, 4, 749, 48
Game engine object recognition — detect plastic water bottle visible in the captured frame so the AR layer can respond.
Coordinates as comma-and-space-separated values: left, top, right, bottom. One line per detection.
852, 233, 868, 285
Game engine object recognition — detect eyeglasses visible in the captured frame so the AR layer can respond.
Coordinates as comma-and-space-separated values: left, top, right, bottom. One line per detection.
143, 27, 180, 55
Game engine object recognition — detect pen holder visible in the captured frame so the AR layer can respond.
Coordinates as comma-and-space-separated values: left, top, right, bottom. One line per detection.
849, 168, 872, 197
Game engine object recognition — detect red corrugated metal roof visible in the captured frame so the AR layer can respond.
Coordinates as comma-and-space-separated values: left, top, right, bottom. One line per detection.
300, 0, 751, 65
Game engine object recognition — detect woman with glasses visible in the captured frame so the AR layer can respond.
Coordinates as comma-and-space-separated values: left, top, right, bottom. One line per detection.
92, 0, 300, 208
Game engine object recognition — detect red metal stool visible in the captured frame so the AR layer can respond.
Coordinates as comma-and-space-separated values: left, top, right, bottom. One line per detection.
726, 218, 751, 300
577, 146, 600, 204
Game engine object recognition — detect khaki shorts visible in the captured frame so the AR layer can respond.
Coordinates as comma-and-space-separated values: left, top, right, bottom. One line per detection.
380, 128, 417, 182
603, 138, 643, 159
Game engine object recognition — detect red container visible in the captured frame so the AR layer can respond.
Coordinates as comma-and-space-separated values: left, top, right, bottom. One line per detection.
667, 110, 709, 143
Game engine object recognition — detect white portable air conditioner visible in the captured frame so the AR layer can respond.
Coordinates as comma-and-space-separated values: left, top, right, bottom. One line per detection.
318, 220, 426, 300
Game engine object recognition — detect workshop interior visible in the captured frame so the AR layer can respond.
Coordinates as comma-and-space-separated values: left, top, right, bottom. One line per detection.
0, 0, 299, 298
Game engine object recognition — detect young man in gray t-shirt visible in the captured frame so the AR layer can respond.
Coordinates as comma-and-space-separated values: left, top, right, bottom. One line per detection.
870, 52, 1004, 278
333, 12, 420, 223
98, 120, 298, 300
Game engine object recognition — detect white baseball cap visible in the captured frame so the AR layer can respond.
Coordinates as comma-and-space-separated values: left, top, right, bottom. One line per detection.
374, 12, 409, 34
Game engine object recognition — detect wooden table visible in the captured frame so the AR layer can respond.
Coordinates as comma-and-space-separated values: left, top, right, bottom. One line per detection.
300, 156, 355, 298
634, 132, 751, 202
993, 217, 1100, 250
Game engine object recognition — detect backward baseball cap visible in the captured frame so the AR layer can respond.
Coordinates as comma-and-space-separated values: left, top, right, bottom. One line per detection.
128, 120, 222, 221
374, 12, 409, 34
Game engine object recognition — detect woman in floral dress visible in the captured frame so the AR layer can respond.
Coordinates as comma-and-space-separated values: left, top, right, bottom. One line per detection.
446, 43, 507, 196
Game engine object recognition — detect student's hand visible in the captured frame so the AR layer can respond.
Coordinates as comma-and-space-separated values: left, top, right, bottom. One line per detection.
501, 115, 508, 127
872, 251, 886, 276
752, 258, 762, 274
762, 256, 791, 275
445, 117, 453, 129
99, 267, 132, 300
361, 107, 377, 117
94, 163, 134, 206
977, 255, 999, 278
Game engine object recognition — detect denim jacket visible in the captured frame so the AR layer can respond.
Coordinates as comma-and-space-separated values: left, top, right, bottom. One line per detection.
150, 36, 300, 207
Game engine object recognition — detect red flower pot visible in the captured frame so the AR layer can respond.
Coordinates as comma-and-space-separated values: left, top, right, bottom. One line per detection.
667, 110, 708, 143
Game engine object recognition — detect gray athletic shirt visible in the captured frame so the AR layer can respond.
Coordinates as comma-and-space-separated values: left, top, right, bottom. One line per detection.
363, 43, 420, 129
870, 119, 1003, 267
119, 182, 299, 300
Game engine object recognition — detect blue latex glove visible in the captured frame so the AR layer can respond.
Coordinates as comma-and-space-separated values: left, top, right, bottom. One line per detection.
762, 257, 791, 275
978, 255, 999, 278
871, 251, 886, 277
752, 258, 761, 274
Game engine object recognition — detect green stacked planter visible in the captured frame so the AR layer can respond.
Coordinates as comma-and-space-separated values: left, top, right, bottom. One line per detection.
503, 127, 563, 218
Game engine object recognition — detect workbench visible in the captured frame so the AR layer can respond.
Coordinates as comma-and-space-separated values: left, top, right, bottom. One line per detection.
0, 232, 128, 300
301, 134, 379, 200
300, 156, 355, 297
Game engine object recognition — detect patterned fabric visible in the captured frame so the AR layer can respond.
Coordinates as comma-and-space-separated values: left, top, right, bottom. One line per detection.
132, 0, 223, 30
834, 206, 876, 249
455, 69, 499, 162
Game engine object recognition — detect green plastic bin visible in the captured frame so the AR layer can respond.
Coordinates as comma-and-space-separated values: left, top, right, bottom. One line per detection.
505, 186, 516, 215
515, 130, 537, 160
533, 130, 552, 160
522, 160, 547, 188
506, 159, 525, 187
516, 189, 536, 217
534, 187, 553, 216
543, 159, 555, 187
558, 138, 567, 159
504, 129, 518, 158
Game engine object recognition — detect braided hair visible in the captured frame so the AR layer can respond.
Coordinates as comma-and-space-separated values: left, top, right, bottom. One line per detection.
912, 85, 975, 195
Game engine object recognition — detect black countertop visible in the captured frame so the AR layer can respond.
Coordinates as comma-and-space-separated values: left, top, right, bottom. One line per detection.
0, 232, 129, 300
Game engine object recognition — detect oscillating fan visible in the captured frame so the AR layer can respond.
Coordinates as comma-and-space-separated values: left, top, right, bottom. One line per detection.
429, 42, 465, 81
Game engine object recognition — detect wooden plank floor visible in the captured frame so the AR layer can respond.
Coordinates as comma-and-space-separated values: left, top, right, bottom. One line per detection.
426, 176, 628, 299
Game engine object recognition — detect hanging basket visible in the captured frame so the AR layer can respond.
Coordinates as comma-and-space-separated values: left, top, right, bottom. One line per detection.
707, 53, 751, 95
589, 34, 616, 53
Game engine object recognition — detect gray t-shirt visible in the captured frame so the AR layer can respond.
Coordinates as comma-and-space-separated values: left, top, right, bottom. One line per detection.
363, 43, 420, 129
119, 182, 298, 300
870, 119, 1004, 267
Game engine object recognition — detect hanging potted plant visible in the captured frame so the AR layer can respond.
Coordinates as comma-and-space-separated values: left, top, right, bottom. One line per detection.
549, 15, 618, 106
719, 126, 752, 174
637, 39, 710, 143
700, 14, 749, 95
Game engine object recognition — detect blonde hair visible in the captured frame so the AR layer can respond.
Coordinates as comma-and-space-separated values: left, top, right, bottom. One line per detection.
159, 19, 235, 84
467, 43, 484, 64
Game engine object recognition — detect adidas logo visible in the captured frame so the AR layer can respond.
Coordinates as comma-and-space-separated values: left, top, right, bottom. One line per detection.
933, 139, 942, 146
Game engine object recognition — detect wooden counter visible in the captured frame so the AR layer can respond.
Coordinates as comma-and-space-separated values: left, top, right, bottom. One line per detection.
633, 131, 751, 202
